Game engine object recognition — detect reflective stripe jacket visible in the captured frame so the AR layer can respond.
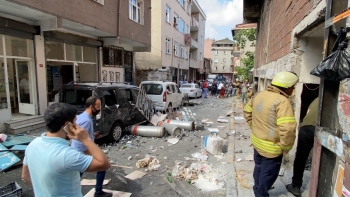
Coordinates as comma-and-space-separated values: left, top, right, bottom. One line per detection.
243, 86, 297, 158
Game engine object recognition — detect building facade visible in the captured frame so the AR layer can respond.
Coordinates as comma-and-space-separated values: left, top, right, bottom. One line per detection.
0, 0, 151, 132
134, 0, 206, 84
210, 38, 235, 81
244, 0, 324, 136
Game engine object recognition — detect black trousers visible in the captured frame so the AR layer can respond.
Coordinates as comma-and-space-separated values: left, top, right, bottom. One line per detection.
292, 125, 315, 188
253, 149, 283, 197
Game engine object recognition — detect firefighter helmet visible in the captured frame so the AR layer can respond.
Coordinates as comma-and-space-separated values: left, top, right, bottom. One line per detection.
271, 72, 299, 88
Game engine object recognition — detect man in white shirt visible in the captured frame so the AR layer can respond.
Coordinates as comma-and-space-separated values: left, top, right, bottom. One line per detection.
217, 82, 224, 98
19, 73, 30, 103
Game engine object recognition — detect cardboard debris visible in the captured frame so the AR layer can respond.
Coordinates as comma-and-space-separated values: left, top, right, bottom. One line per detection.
167, 138, 179, 145
207, 128, 219, 133
217, 119, 229, 123
81, 179, 111, 186
84, 189, 131, 197
111, 164, 133, 169
0, 143, 21, 171
245, 154, 254, 161
125, 170, 147, 180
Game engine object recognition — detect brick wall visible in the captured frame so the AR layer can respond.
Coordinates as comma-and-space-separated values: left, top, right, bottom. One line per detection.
255, 0, 320, 68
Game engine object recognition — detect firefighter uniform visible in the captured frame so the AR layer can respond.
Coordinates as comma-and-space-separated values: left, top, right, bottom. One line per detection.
244, 83, 297, 196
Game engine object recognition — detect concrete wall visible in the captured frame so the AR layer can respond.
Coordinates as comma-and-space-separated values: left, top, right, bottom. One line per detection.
204, 38, 213, 59
14, 0, 151, 47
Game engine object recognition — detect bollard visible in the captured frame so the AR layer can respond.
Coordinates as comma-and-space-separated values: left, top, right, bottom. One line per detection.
157, 121, 183, 136
158, 119, 195, 131
130, 126, 166, 137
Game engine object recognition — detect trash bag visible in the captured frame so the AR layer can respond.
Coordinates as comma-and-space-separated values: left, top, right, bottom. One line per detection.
310, 27, 350, 81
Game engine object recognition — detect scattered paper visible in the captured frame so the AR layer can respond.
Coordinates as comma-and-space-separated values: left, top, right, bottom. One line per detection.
205, 122, 214, 124
218, 116, 225, 119
236, 158, 242, 162
234, 117, 245, 120
81, 179, 111, 186
208, 128, 219, 133
84, 189, 131, 197
167, 138, 179, 145
201, 119, 210, 123
125, 170, 147, 180
217, 119, 229, 123
245, 154, 254, 161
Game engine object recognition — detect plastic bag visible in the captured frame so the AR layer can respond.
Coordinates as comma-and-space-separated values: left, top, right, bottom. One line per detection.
310, 27, 350, 81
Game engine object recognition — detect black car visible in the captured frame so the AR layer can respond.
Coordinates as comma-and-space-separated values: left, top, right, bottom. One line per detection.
59, 82, 149, 142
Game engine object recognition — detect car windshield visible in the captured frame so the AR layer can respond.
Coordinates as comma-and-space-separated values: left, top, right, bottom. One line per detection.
181, 85, 192, 88
61, 89, 93, 107
142, 84, 163, 95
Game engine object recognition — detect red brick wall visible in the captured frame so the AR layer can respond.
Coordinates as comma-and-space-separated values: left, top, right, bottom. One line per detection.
255, 0, 318, 68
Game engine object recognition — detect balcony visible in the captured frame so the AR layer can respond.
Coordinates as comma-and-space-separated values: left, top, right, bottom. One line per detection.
190, 17, 199, 31
190, 38, 198, 49
190, 59, 199, 69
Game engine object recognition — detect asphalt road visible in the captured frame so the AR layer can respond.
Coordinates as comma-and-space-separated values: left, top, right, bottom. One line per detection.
1, 95, 234, 197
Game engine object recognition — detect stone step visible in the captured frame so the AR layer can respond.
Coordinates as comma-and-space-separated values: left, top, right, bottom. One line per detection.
5, 115, 44, 129
7, 120, 45, 135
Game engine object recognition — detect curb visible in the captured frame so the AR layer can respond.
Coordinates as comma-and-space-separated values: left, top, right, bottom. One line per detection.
226, 135, 238, 197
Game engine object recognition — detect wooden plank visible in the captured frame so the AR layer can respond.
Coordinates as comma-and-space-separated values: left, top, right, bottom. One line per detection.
309, 138, 322, 197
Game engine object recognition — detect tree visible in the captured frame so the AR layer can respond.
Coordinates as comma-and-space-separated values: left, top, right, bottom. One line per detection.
233, 28, 256, 80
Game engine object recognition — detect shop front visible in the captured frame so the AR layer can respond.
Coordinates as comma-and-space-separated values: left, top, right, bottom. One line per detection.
0, 34, 37, 124
44, 40, 99, 103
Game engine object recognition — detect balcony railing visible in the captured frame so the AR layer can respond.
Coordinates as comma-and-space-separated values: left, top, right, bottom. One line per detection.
190, 17, 199, 31
191, 38, 198, 49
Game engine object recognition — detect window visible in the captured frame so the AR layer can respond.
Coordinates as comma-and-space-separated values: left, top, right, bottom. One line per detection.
166, 5, 171, 23
103, 90, 118, 106
174, 13, 178, 28
178, 0, 184, 7
186, 0, 190, 13
166, 38, 171, 54
224, 51, 226, 54
214, 51, 218, 55
214, 58, 218, 63
223, 66, 225, 70
129, 0, 141, 23
142, 84, 163, 95
185, 24, 188, 34
223, 58, 226, 63
174, 42, 178, 56
215, 66, 218, 70
178, 18, 185, 33
186, 24, 189, 33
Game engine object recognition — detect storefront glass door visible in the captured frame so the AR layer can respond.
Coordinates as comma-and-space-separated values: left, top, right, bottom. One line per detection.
0, 58, 11, 123
15, 60, 36, 115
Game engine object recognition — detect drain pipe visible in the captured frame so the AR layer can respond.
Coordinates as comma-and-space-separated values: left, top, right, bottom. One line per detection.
117, 0, 121, 44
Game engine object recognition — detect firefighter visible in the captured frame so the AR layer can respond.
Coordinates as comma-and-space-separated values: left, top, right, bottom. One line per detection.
244, 71, 298, 197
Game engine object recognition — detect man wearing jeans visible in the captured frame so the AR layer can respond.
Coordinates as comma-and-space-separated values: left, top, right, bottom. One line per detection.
71, 97, 112, 197
203, 80, 208, 98
286, 97, 319, 196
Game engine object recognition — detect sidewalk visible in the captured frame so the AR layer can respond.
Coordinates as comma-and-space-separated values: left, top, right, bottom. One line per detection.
227, 97, 310, 197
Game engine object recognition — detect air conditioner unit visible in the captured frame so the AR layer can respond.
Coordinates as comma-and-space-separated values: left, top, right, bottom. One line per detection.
92, 0, 104, 5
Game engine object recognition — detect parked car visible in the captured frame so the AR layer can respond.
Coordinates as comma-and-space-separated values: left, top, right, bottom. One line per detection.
59, 82, 149, 142
179, 84, 203, 98
140, 81, 183, 111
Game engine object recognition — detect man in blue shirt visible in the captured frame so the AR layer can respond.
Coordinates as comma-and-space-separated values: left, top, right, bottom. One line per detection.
71, 96, 111, 197
22, 103, 111, 197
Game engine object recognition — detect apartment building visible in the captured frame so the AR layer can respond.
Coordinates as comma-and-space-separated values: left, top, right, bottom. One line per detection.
210, 38, 235, 81
244, 0, 324, 128
0, 0, 151, 132
135, 0, 206, 84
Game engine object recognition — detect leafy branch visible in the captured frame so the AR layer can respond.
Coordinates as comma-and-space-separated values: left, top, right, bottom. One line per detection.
233, 28, 256, 49
236, 51, 255, 79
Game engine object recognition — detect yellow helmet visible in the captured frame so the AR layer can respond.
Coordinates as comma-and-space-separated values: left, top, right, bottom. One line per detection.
271, 72, 299, 88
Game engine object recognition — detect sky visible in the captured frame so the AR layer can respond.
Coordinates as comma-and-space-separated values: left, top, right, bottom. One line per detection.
197, 0, 243, 41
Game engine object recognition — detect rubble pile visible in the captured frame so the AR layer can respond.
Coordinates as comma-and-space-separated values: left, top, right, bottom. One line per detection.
136, 154, 161, 171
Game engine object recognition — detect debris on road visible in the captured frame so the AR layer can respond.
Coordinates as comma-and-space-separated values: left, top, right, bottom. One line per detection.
0, 134, 7, 142
236, 158, 242, 162
81, 179, 111, 186
125, 170, 147, 180
136, 155, 161, 171
207, 128, 219, 134
128, 156, 132, 160
167, 138, 179, 145
84, 188, 131, 197
111, 164, 133, 169
157, 121, 182, 136
204, 135, 223, 155
235, 170, 253, 189
217, 118, 228, 123
191, 152, 208, 161
158, 119, 195, 131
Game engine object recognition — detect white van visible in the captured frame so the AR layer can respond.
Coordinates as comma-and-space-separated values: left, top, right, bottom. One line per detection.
140, 81, 183, 111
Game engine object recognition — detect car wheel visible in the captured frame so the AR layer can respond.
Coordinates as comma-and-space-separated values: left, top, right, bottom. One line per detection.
108, 122, 123, 142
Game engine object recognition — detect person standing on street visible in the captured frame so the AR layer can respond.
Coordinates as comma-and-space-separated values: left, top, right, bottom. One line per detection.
211, 80, 218, 97
203, 80, 209, 98
286, 97, 319, 196
71, 97, 112, 197
244, 71, 298, 197
22, 103, 111, 197
241, 79, 249, 104
217, 82, 224, 98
